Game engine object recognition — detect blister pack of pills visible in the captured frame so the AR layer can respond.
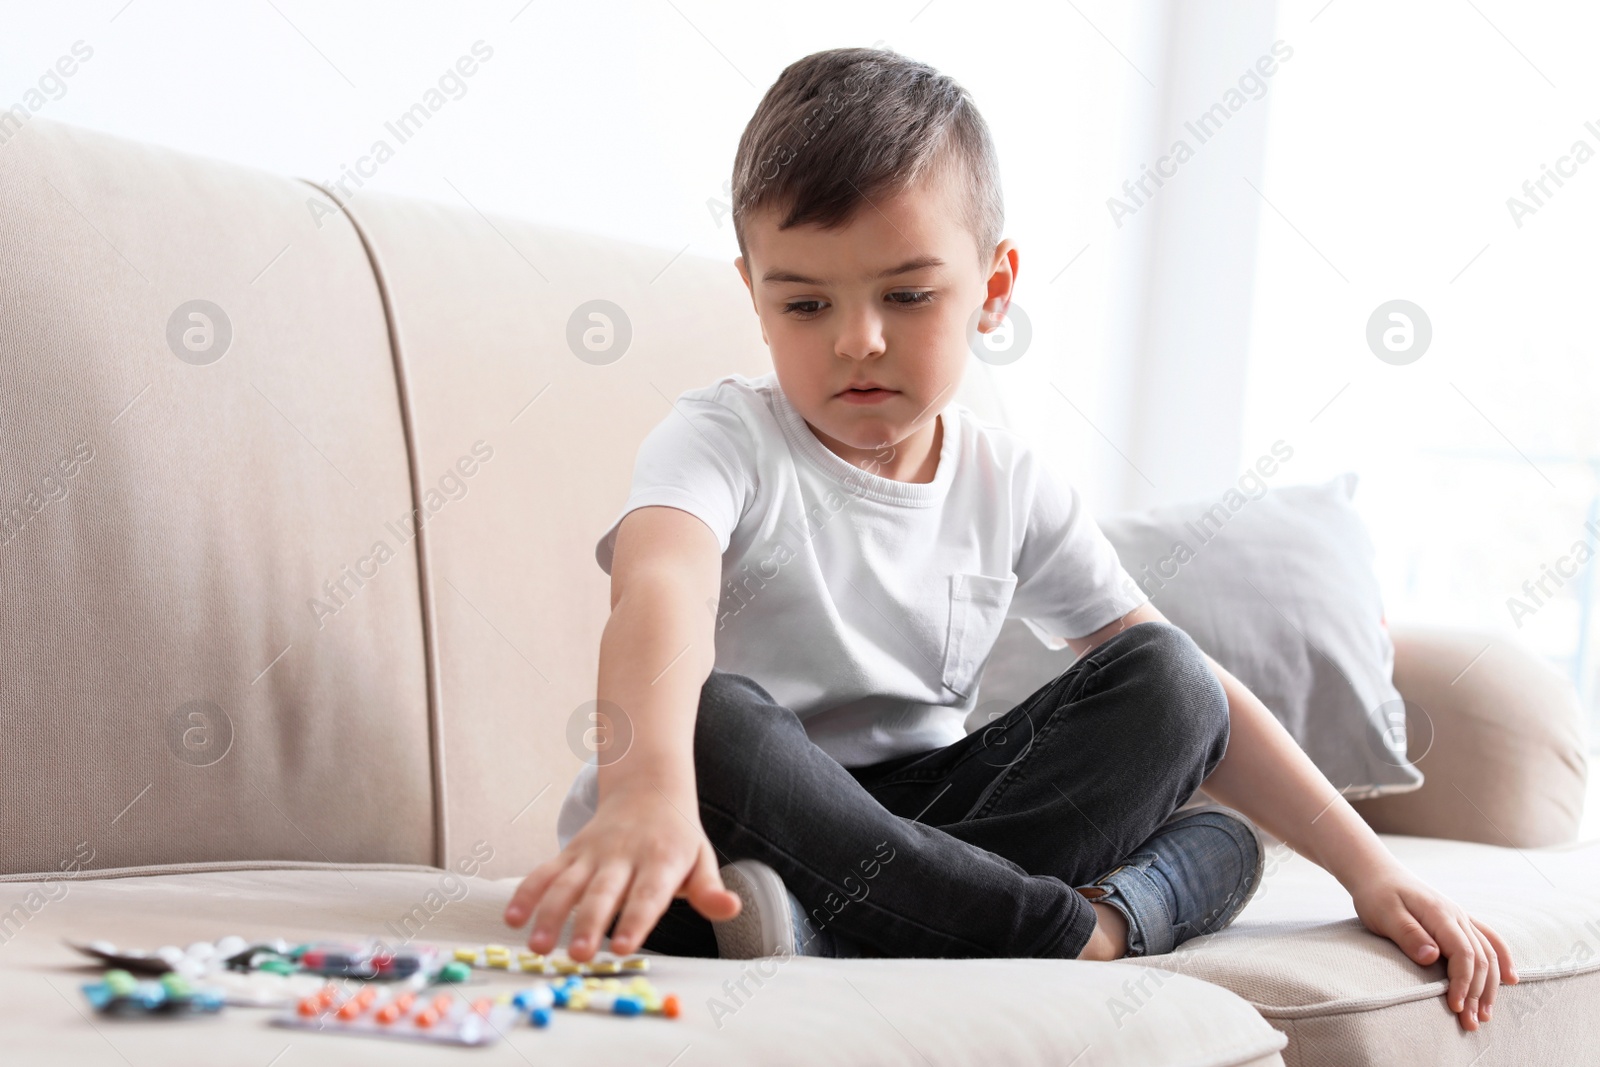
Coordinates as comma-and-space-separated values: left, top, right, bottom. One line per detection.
68, 936, 255, 977
82, 970, 226, 1016
446, 944, 652, 976
272, 984, 518, 1047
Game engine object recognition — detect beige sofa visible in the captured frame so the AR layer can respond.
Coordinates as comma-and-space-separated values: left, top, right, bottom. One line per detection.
1, 116, 1594, 1066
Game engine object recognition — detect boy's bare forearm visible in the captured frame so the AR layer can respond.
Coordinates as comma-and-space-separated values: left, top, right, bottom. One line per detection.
1198, 653, 1394, 887
593, 575, 716, 810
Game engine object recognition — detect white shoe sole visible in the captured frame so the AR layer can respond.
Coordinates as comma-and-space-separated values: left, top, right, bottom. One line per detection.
713, 859, 797, 959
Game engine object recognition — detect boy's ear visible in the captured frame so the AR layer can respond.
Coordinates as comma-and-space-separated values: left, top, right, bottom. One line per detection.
984, 239, 1020, 322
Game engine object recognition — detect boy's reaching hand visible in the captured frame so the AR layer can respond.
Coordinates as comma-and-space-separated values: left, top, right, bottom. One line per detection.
1348, 857, 1518, 1031
502, 784, 742, 960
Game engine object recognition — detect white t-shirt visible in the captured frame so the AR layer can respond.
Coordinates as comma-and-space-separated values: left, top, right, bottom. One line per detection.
556, 370, 1147, 847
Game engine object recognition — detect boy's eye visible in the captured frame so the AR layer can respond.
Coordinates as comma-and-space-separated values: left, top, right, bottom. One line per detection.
780, 291, 935, 318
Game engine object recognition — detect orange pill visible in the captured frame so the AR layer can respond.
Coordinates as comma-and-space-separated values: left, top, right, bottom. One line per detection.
317, 986, 339, 1007
472, 997, 495, 1017
297, 997, 321, 1017
336, 1000, 363, 1020
356, 987, 379, 1007
375, 1003, 402, 1024
663, 994, 681, 1019
393, 992, 417, 1013
414, 1008, 438, 1028
431, 993, 454, 1014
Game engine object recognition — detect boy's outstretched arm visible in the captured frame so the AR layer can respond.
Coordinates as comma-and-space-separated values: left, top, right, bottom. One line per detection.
502, 505, 742, 959
1068, 603, 1519, 1033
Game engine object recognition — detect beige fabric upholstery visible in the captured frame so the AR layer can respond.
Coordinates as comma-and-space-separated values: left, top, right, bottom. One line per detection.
1126, 833, 1600, 1066
0, 119, 435, 876
1353, 625, 1589, 847
0, 865, 1287, 1067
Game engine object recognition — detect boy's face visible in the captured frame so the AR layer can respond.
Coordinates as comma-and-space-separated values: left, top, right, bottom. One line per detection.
735, 166, 1017, 478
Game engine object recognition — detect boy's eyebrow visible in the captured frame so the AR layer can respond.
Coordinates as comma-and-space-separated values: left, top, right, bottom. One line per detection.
761, 254, 945, 286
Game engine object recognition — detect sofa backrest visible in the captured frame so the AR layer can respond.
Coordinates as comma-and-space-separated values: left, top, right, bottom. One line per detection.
0, 118, 1008, 878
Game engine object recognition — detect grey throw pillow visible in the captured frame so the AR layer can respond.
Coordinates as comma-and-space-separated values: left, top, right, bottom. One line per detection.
974, 472, 1423, 800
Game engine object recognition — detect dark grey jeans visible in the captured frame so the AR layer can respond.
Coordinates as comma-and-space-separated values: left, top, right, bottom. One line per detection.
634, 620, 1230, 959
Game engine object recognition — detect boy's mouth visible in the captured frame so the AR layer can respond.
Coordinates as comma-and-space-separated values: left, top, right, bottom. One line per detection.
837, 385, 898, 405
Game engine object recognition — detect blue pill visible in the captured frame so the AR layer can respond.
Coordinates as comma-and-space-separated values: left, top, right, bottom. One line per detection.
613, 995, 643, 1016
530, 1006, 552, 1028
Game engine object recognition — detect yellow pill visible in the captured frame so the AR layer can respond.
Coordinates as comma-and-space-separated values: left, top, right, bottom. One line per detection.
621, 958, 650, 972
453, 948, 478, 963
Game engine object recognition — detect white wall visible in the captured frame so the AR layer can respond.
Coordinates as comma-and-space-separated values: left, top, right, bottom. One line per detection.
1, 0, 1221, 515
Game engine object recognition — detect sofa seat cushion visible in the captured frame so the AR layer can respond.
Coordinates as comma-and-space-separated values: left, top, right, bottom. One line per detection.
1126, 833, 1600, 1065
0, 864, 1286, 1066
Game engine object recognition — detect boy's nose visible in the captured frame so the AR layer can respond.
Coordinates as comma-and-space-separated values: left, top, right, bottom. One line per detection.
834, 311, 887, 361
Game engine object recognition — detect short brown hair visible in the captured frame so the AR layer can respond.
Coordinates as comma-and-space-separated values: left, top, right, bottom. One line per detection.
732, 47, 1003, 270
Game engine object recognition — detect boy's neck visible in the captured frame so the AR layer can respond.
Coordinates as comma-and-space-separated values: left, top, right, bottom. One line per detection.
805, 414, 943, 484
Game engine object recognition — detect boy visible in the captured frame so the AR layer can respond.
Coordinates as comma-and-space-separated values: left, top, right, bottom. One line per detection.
504, 47, 1515, 1031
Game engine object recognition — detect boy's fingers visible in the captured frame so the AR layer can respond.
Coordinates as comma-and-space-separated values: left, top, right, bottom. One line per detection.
1440, 918, 1477, 1016
1477, 918, 1518, 984
527, 860, 594, 954
685, 843, 741, 921
1472, 925, 1498, 1018
569, 861, 634, 961
1392, 912, 1438, 965
504, 857, 568, 926
611, 864, 686, 955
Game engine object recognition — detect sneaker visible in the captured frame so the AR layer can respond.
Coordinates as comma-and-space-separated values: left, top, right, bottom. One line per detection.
1074, 803, 1265, 958
712, 859, 863, 959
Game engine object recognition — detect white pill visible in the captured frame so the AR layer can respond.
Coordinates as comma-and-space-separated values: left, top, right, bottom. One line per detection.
185, 942, 215, 959
156, 946, 184, 965
215, 936, 247, 956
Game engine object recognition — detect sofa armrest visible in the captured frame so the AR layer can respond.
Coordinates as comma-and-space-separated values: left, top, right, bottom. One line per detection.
1349, 623, 1589, 847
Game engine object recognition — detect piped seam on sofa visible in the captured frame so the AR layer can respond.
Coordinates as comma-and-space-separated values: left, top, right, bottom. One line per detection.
1243, 954, 1600, 1020
297, 179, 449, 872
0, 859, 450, 884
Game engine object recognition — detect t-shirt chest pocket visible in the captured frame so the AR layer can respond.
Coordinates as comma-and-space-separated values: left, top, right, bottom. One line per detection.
942, 572, 1018, 698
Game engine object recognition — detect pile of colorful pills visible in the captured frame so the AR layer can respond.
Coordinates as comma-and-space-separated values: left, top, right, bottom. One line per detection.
273, 983, 516, 1047
448, 944, 652, 976
549, 974, 680, 1019
82, 969, 225, 1015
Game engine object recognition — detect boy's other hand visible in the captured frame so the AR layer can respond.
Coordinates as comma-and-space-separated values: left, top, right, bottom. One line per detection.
501, 785, 742, 960
1348, 860, 1517, 1032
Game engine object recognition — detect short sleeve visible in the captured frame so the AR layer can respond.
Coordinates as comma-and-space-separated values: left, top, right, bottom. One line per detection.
1007, 448, 1149, 648
594, 396, 755, 575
